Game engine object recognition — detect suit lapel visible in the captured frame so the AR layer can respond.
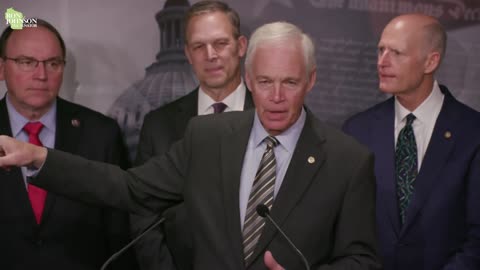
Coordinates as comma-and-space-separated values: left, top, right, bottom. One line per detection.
248, 111, 326, 265
0, 98, 13, 137
243, 88, 254, 110
372, 99, 401, 236
400, 93, 456, 235
40, 98, 82, 224
175, 89, 198, 136
0, 97, 44, 227
220, 110, 255, 267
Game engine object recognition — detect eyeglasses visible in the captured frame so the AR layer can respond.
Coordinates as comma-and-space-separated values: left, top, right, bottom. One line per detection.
4, 57, 66, 72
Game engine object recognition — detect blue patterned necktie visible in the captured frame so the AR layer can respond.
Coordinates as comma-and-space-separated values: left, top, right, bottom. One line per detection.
396, 113, 417, 225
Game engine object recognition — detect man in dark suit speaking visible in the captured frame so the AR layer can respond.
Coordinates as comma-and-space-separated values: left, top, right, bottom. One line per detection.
0, 21, 380, 269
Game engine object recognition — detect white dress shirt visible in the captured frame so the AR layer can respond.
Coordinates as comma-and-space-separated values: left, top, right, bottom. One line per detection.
197, 81, 247, 115
394, 81, 444, 170
6, 94, 56, 187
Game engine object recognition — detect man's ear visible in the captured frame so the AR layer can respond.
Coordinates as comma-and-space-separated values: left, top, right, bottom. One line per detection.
306, 67, 317, 93
424, 51, 441, 74
237, 35, 248, 58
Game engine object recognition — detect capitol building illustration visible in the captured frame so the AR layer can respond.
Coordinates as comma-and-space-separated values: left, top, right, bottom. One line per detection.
108, 0, 197, 159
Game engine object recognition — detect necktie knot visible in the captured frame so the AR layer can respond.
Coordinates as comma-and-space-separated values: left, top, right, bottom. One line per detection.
23, 122, 44, 136
23, 122, 44, 147
264, 136, 279, 149
405, 113, 416, 126
212, 102, 227, 114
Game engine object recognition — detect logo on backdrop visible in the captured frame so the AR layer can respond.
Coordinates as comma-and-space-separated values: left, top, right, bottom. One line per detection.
4, 7, 38, 29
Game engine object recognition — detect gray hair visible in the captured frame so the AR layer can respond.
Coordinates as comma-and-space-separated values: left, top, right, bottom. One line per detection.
245, 21, 316, 74
422, 21, 447, 65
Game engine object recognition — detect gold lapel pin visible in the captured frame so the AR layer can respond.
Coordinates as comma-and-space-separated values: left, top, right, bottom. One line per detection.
71, 119, 81, 128
444, 131, 452, 139
308, 156, 315, 164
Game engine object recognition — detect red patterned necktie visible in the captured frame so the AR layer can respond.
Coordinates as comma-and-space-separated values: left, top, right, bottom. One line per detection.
23, 122, 47, 224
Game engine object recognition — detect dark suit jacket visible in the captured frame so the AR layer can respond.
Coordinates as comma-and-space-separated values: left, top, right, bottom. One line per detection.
343, 85, 480, 270
35, 109, 380, 269
0, 97, 138, 270
132, 87, 254, 270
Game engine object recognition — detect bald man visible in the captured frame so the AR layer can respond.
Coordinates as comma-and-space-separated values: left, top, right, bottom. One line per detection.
343, 13, 480, 270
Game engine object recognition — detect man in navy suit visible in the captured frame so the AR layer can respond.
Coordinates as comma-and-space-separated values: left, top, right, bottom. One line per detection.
343, 13, 480, 269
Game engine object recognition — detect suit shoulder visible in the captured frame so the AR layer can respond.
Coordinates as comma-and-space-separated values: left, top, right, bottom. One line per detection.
450, 98, 480, 120
144, 89, 197, 121
345, 98, 391, 124
185, 110, 253, 137
304, 111, 372, 158
342, 98, 393, 136
322, 122, 372, 157
193, 109, 251, 125
58, 99, 120, 129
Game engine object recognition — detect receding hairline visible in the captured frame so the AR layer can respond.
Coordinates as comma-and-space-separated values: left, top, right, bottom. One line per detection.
0, 19, 66, 59
183, 1, 241, 43
386, 14, 446, 56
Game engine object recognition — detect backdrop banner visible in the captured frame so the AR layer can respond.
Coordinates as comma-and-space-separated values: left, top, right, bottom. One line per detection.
2, 0, 479, 159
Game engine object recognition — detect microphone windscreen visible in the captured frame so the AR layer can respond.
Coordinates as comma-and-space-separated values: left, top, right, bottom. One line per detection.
256, 204, 270, 217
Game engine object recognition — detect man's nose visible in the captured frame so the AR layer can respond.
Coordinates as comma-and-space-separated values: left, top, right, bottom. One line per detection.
271, 84, 285, 103
206, 44, 218, 60
33, 62, 47, 80
377, 51, 390, 68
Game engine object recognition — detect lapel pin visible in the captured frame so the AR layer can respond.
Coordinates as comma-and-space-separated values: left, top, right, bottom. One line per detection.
444, 131, 452, 139
71, 119, 80, 128
308, 156, 315, 164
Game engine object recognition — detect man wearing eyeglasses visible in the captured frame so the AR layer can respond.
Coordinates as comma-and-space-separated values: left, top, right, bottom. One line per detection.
0, 20, 138, 270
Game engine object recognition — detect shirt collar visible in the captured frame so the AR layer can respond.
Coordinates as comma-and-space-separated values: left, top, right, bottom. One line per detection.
251, 107, 306, 153
6, 94, 57, 137
395, 80, 444, 126
197, 80, 246, 115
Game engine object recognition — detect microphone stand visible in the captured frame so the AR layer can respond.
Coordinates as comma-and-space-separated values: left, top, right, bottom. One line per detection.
256, 204, 310, 270
100, 216, 166, 270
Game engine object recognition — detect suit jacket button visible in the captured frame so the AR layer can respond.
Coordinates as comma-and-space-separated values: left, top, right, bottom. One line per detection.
35, 239, 43, 246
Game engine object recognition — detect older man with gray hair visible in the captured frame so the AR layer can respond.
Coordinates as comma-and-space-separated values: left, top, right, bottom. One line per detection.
0, 21, 380, 269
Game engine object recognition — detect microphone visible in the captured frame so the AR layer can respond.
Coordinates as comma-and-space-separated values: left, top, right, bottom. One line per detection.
256, 204, 310, 270
100, 215, 166, 270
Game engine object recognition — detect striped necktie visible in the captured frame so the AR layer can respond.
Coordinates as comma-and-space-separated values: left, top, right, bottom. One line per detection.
242, 135, 279, 264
